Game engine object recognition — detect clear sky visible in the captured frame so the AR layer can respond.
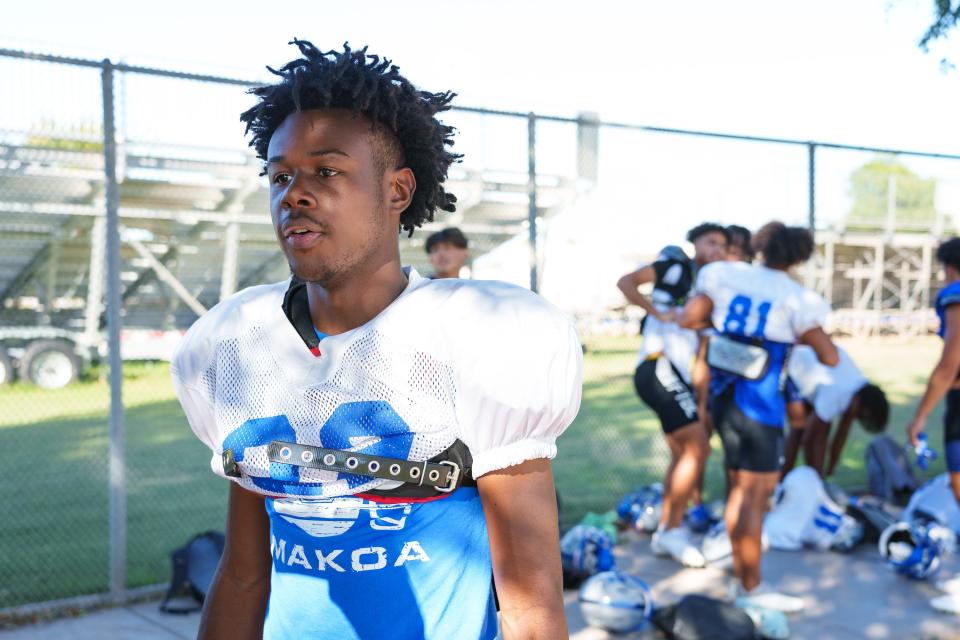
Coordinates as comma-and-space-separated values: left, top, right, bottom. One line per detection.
3, 0, 960, 298
3, 0, 958, 150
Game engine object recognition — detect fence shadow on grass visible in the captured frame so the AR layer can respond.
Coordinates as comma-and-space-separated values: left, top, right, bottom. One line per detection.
0, 397, 225, 609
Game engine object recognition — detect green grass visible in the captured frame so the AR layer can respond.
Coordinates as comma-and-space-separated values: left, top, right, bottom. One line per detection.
0, 339, 948, 608
555, 335, 948, 524
0, 364, 226, 609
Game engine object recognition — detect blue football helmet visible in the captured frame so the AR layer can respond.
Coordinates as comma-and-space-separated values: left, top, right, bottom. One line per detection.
560, 525, 615, 579
616, 484, 663, 533
685, 503, 715, 534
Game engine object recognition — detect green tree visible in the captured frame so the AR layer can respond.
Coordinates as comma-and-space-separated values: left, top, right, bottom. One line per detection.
845, 156, 942, 232
919, 0, 960, 68
920, 0, 960, 49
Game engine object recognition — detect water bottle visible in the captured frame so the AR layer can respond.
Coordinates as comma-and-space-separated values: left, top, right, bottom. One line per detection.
914, 433, 938, 471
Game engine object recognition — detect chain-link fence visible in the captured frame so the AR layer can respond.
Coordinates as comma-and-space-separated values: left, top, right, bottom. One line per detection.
1, 47, 960, 615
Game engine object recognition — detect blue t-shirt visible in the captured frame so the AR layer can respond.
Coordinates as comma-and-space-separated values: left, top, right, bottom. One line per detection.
264, 489, 498, 639
255, 328, 499, 639
936, 281, 960, 338
935, 283, 960, 471
732, 339, 792, 427
709, 334, 791, 428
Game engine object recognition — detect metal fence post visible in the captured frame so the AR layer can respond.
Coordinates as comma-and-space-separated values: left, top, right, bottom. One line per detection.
527, 113, 538, 293
101, 59, 126, 604
807, 142, 816, 230
220, 219, 241, 301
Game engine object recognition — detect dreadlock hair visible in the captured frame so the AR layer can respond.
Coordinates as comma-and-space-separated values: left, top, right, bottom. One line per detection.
936, 237, 960, 272
726, 224, 755, 262
686, 222, 730, 244
752, 221, 814, 269
241, 39, 460, 237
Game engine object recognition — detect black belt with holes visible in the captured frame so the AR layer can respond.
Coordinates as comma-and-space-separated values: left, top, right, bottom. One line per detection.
221, 439, 475, 497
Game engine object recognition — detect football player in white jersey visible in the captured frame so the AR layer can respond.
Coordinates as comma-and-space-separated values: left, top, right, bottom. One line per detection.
171, 41, 582, 640
617, 223, 727, 567
679, 222, 839, 613
781, 347, 888, 477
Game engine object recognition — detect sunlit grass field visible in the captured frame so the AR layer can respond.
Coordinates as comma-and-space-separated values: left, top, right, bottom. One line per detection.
0, 337, 946, 608
556, 335, 946, 519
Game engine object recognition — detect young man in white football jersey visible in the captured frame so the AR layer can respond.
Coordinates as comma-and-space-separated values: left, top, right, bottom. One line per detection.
171, 41, 582, 640
679, 222, 839, 613
691, 224, 755, 505
781, 347, 888, 478
617, 223, 727, 567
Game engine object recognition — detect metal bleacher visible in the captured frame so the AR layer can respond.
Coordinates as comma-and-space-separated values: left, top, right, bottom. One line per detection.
0, 130, 578, 338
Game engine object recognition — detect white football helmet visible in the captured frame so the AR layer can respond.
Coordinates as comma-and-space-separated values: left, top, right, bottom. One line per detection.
578, 571, 654, 633
879, 521, 942, 580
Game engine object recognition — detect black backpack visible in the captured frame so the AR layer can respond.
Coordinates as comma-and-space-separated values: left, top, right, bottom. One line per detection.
159, 531, 225, 614
865, 434, 917, 506
651, 594, 759, 640
846, 499, 898, 544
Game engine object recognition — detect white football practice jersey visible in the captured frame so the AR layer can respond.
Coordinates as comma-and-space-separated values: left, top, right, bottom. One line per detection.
788, 345, 866, 422
695, 261, 830, 426
696, 261, 830, 345
171, 268, 583, 499
765, 466, 857, 551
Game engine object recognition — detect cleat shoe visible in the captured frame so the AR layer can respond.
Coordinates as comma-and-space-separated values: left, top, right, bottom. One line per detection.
738, 603, 790, 639
936, 575, 960, 594
650, 525, 669, 557
702, 522, 734, 570
930, 592, 960, 615
652, 526, 706, 568
735, 582, 805, 614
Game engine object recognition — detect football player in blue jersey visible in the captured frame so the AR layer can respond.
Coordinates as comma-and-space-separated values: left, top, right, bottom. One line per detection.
907, 237, 960, 516
617, 223, 727, 567
172, 41, 582, 640
679, 222, 838, 613
907, 237, 960, 612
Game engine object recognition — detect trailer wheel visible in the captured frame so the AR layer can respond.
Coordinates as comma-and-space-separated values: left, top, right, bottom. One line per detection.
0, 349, 13, 386
21, 340, 81, 389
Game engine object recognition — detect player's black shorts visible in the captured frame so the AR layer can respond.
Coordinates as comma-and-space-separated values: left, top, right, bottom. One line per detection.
944, 389, 960, 472
634, 357, 699, 434
713, 388, 784, 473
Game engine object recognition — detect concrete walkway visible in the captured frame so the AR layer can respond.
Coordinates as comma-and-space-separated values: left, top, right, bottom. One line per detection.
3, 531, 958, 639
567, 532, 959, 639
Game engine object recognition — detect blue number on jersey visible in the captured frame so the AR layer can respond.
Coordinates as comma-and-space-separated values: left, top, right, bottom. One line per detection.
723, 295, 771, 338
721, 295, 790, 427
221, 401, 415, 496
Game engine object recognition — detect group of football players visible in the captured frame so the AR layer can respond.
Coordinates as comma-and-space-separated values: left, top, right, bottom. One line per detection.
169, 37, 960, 637
620, 223, 960, 615
617, 221, 929, 614
173, 41, 588, 639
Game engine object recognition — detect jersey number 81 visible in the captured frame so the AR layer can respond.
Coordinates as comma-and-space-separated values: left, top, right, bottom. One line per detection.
723, 294, 771, 339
